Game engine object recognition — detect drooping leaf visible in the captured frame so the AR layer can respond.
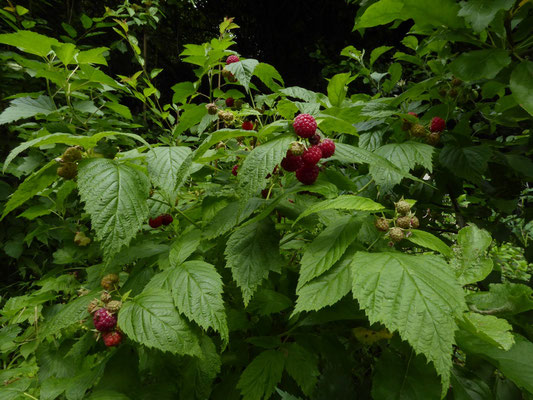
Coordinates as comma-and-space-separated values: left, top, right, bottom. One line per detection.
407, 229, 453, 258
118, 288, 201, 356
225, 219, 281, 305
466, 282, 533, 316
297, 215, 361, 289
237, 350, 285, 400
170, 260, 228, 342
173, 104, 207, 135
370, 46, 394, 66
253, 62, 284, 91
451, 225, 493, 285
78, 159, 150, 259
449, 49, 511, 81
0, 30, 60, 57
225, 59, 259, 92
355, 0, 403, 29
284, 343, 319, 396
0, 96, 56, 125
238, 134, 293, 201
439, 144, 491, 183
351, 252, 466, 390
456, 331, 533, 393
510, 60, 533, 117
459, 312, 514, 351
1, 161, 58, 219
372, 349, 441, 400
169, 228, 202, 266
145, 146, 192, 199
327, 73, 353, 107
458, 0, 515, 32
40, 295, 94, 337
450, 366, 493, 400
293, 195, 384, 224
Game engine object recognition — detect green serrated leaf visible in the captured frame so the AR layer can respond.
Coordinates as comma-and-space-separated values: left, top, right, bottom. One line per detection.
225, 59, 259, 92
78, 159, 150, 259
146, 146, 192, 199
237, 350, 285, 400
458, 0, 514, 32
285, 343, 319, 396
0, 30, 60, 57
451, 225, 493, 285
459, 312, 514, 350
253, 63, 284, 91
225, 219, 281, 306
40, 295, 93, 337
293, 195, 384, 225
118, 288, 201, 356
449, 49, 511, 81
510, 61, 533, 117
466, 282, 533, 316
351, 252, 466, 390
0, 95, 56, 125
408, 229, 452, 258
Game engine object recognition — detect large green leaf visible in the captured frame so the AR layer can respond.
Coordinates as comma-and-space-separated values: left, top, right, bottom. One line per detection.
439, 144, 491, 183
78, 159, 150, 259
351, 252, 466, 390
294, 245, 356, 314
284, 343, 319, 396
372, 349, 441, 400
225, 219, 281, 305
293, 194, 384, 224
449, 49, 511, 81
371, 142, 434, 188
145, 146, 192, 199
1, 161, 58, 219
459, 312, 514, 351
458, 0, 514, 32
0, 96, 56, 125
237, 350, 285, 400
194, 128, 256, 161
407, 229, 452, 258
253, 62, 284, 91
355, 0, 403, 29
298, 215, 361, 289
456, 331, 533, 394
238, 134, 293, 201
118, 288, 201, 356
0, 30, 60, 57
169, 260, 228, 342
225, 59, 259, 92
327, 73, 353, 107
173, 104, 207, 136
450, 366, 493, 400
451, 225, 493, 285
510, 61, 533, 117
40, 295, 94, 337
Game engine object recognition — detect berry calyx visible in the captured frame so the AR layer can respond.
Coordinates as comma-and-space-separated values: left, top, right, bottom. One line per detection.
302, 146, 322, 165
232, 164, 239, 176
281, 152, 303, 172
389, 227, 405, 243
225, 97, 234, 107
101, 274, 119, 290
242, 120, 254, 131
102, 330, 122, 347
395, 200, 411, 215
293, 114, 317, 138
93, 308, 117, 332
410, 124, 427, 138
319, 139, 335, 158
149, 215, 163, 228
374, 217, 390, 232
161, 214, 173, 226
430, 117, 446, 133
100, 291, 112, 303
295, 164, 320, 185
226, 55, 240, 65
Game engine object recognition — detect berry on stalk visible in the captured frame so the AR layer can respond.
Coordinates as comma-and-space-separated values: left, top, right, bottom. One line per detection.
149, 215, 163, 228
389, 227, 405, 243
395, 200, 411, 215
226, 55, 240, 65
309, 134, 321, 145
430, 117, 446, 132
293, 114, 317, 138
101, 274, 119, 290
232, 165, 239, 176
296, 164, 320, 185
410, 124, 426, 138
319, 139, 335, 158
93, 308, 117, 332
242, 120, 254, 131
302, 146, 322, 165
102, 331, 122, 347
225, 97, 234, 107
161, 214, 173, 226
281, 152, 303, 172
374, 217, 389, 232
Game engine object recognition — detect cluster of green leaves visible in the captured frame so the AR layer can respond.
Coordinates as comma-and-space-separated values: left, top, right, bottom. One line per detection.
0, 1, 532, 399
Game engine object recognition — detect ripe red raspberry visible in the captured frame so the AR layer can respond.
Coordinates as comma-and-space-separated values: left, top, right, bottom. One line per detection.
226, 55, 240, 65
225, 98, 234, 107
430, 117, 446, 132
309, 134, 321, 145
242, 120, 254, 131
102, 330, 122, 347
408, 112, 418, 118
161, 214, 173, 226
319, 139, 335, 158
149, 216, 163, 228
232, 165, 239, 176
302, 146, 322, 165
296, 164, 320, 185
93, 308, 117, 332
281, 153, 303, 172
293, 114, 317, 138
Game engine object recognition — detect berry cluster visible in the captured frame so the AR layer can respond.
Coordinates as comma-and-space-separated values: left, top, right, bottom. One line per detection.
57, 146, 83, 180
281, 114, 336, 185
149, 214, 173, 228
402, 113, 447, 146
87, 277, 124, 347
374, 199, 419, 244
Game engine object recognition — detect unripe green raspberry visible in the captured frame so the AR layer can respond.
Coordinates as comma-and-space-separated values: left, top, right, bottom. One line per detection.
395, 200, 411, 215
289, 142, 306, 156
389, 227, 405, 242
426, 132, 440, 146
105, 300, 122, 314
57, 163, 77, 180
374, 217, 390, 232
62, 147, 83, 163
88, 298, 100, 314
100, 291, 112, 303
410, 124, 426, 138
206, 103, 218, 115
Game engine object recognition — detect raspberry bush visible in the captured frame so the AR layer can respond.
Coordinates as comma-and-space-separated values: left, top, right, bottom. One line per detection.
0, 3, 532, 400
